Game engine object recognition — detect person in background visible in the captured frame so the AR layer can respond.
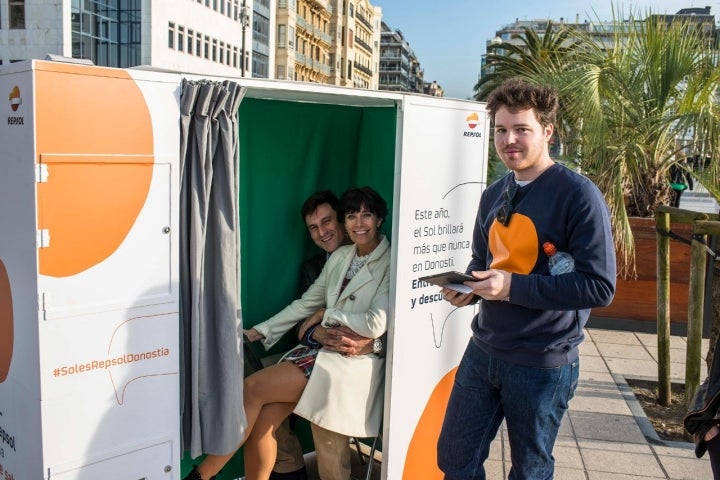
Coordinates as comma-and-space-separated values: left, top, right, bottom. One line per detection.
684, 333, 720, 480
270, 190, 378, 480
669, 158, 694, 208
438, 78, 616, 479
186, 186, 390, 480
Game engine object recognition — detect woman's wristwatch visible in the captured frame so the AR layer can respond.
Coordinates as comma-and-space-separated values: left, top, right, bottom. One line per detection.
372, 337, 383, 354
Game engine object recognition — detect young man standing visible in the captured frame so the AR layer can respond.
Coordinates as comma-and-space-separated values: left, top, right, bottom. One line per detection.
438, 79, 617, 479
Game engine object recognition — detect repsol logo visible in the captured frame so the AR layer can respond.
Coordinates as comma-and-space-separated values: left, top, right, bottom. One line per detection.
7, 116, 24, 125
463, 131, 481, 138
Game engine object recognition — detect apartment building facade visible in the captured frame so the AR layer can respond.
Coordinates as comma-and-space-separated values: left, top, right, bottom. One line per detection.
1, 0, 394, 90
378, 21, 423, 93
0, 0, 270, 79
481, 7, 718, 81
274, 0, 380, 88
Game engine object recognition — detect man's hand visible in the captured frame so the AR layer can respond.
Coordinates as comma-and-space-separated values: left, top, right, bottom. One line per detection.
298, 308, 326, 341
464, 269, 511, 301
313, 325, 374, 356
442, 269, 511, 305
243, 328, 265, 342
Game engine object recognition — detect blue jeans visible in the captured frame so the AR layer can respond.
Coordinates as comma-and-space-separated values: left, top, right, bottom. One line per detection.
438, 339, 579, 480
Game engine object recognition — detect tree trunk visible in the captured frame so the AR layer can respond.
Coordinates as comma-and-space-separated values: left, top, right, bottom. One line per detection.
706, 263, 720, 371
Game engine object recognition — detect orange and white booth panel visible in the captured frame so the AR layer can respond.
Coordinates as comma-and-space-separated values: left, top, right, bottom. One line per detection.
384, 95, 488, 480
0, 60, 181, 480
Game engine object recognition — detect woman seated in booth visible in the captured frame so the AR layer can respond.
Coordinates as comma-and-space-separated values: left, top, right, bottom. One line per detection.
185, 186, 390, 480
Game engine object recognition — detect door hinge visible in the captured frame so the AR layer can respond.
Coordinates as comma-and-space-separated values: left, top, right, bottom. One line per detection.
36, 163, 49, 183
37, 228, 50, 248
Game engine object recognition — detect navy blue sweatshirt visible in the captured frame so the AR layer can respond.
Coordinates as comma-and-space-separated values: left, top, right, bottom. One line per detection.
468, 163, 616, 367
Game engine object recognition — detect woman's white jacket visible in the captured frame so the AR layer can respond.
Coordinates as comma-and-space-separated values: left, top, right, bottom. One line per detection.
253, 236, 390, 437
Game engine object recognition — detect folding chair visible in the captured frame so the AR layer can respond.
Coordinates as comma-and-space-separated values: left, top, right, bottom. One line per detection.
351, 428, 382, 480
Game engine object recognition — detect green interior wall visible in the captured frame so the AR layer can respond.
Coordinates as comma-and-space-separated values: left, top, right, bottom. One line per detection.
182, 97, 397, 479
238, 98, 396, 352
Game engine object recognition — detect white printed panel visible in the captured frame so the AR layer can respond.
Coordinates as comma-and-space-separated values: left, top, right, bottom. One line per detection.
0, 378, 44, 480
0, 67, 42, 395
49, 439, 175, 480
385, 95, 489, 480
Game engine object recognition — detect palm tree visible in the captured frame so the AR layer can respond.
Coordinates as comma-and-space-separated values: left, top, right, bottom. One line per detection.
476, 10, 720, 276
475, 22, 577, 99
566, 14, 720, 274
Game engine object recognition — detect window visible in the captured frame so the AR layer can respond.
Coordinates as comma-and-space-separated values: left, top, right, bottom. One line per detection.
348, 3, 354, 17
168, 23, 175, 49
277, 64, 286, 79
178, 26, 185, 52
204, 35, 210, 59
196, 35, 202, 56
212, 39, 218, 61
253, 12, 269, 47
278, 0, 286, 7
9, 0, 25, 29
252, 53, 268, 78
277, 24, 286, 48
288, 26, 295, 49
187, 30, 194, 54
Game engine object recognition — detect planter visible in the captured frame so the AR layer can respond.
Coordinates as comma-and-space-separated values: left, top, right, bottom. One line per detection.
593, 217, 692, 323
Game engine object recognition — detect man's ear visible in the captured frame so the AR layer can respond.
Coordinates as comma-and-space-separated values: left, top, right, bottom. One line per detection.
544, 123, 554, 141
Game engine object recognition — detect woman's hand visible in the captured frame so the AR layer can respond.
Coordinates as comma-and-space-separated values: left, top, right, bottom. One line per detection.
243, 328, 264, 342
298, 308, 326, 341
319, 326, 374, 356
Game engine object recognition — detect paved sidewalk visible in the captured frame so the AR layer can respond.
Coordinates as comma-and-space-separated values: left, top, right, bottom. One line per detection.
306, 328, 714, 479
482, 328, 713, 479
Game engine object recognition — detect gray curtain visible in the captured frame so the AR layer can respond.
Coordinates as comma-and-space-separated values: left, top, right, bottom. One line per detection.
180, 79, 247, 457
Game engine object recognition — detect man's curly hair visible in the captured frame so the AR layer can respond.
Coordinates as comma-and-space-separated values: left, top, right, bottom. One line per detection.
486, 78, 559, 128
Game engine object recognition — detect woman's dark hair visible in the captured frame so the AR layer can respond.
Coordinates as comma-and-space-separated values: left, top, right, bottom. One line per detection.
338, 186, 388, 223
300, 190, 339, 219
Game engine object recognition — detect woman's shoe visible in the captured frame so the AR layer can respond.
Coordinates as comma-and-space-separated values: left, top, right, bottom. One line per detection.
183, 465, 218, 480
269, 466, 308, 480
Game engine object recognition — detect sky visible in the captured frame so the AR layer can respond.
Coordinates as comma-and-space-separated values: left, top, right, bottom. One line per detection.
375, 0, 720, 100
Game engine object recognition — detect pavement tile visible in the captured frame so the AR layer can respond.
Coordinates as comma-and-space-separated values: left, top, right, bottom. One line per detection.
576, 438, 655, 454
488, 436, 503, 460
587, 329, 642, 345
580, 449, 665, 477
572, 373, 632, 415
580, 354, 610, 373
587, 473, 665, 479
594, 342, 655, 361
652, 444, 700, 458
571, 390, 633, 415
656, 452, 713, 480
552, 443, 584, 469
580, 339, 600, 356
604, 357, 659, 378
636, 332, 689, 350
558, 415, 574, 437
482, 459, 504, 478
554, 466, 588, 479
569, 411, 648, 443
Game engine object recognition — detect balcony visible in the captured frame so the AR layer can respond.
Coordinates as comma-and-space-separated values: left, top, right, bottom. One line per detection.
296, 52, 331, 75
354, 36, 373, 54
353, 61, 373, 76
355, 12, 373, 31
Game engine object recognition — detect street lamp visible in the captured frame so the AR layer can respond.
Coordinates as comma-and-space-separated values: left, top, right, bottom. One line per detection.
239, 3, 251, 76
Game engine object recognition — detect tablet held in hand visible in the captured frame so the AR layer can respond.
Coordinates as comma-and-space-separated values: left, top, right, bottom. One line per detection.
418, 271, 476, 294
